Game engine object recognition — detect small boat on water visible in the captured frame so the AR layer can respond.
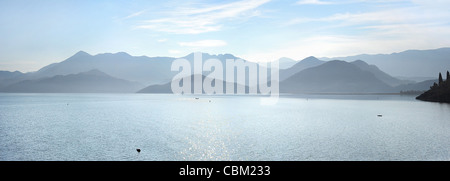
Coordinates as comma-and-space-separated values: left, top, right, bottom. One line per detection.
377, 115, 382, 117
195, 98, 199, 100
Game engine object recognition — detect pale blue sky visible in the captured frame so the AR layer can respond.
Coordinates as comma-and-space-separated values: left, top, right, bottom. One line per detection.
1, 0, 450, 72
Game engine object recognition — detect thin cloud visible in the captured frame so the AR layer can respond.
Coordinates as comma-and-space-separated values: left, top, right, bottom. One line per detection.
121, 10, 145, 20
289, 0, 450, 27
296, 0, 333, 5
178, 40, 227, 47
285, 4, 450, 27
248, 0, 450, 63
136, 0, 270, 34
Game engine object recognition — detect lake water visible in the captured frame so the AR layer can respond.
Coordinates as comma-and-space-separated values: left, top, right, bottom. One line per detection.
0, 93, 449, 161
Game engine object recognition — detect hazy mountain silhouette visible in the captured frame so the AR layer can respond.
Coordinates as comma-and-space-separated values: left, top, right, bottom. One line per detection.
0, 71, 24, 88
350, 60, 413, 86
279, 56, 325, 81
0, 71, 25, 89
0, 70, 23, 80
0, 69, 144, 93
274, 57, 298, 69
280, 60, 393, 93
183, 52, 261, 87
395, 79, 437, 92
137, 82, 173, 94
31, 51, 176, 85
137, 74, 251, 94
394, 76, 435, 83
323, 47, 450, 78
26, 51, 259, 86
2, 48, 449, 94
182, 52, 242, 63
0, 51, 260, 92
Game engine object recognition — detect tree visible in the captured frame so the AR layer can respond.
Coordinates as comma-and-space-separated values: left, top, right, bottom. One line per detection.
447, 71, 449, 81
431, 82, 438, 89
417, 71, 450, 103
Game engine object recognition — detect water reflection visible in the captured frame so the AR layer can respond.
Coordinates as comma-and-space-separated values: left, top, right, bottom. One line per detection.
0, 93, 449, 161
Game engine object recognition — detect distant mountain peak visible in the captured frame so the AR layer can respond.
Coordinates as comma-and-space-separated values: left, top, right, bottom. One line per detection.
280, 59, 394, 93
351, 60, 369, 65
278, 57, 295, 61
218, 53, 239, 59
182, 52, 239, 60
80, 69, 107, 76
94, 51, 132, 58
279, 56, 325, 80
62, 51, 92, 62
316, 60, 357, 69
325, 60, 347, 64
301, 56, 319, 62
62, 51, 91, 61
73, 51, 91, 57
114, 52, 131, 56
349, 59, 411, 86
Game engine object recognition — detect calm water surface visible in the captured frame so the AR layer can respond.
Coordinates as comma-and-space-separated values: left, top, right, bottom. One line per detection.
0, 93, 449, 161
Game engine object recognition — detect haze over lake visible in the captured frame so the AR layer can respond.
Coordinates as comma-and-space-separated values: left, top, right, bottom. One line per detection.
1, 93, 449, 161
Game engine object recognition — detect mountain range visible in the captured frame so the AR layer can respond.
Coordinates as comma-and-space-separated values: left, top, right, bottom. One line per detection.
322, 47, 450, 78
279, 56, 325, 81
1, 69, 143, 93
280, 60, 393, 93
1, 48, 448, 94
137, 74, 251, 94
30, 51, 176, 85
